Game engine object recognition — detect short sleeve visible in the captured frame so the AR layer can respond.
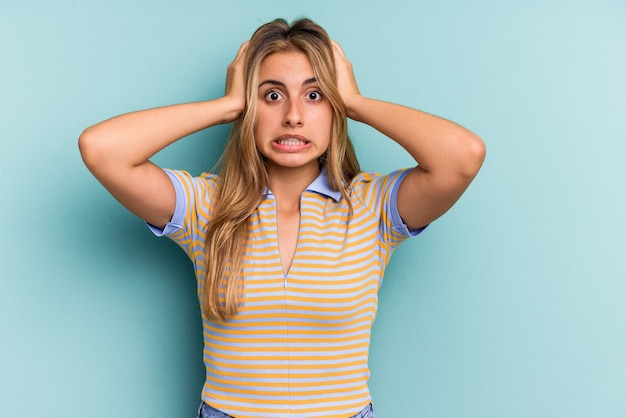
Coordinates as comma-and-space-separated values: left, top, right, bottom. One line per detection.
146, 170, 187, 237
350, 169, 427, 250
145, 169, 217, 262
387, 169, 428, 238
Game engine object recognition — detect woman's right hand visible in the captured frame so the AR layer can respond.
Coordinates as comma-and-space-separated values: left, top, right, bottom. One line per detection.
223, 41, 248, 123
79, 42, 252, 229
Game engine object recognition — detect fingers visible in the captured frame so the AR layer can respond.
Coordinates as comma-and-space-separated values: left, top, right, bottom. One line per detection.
227, 42, 249, 73
331, 40, 346, 60
331, 40, 360, 101
331, 40, 354, 79
228, 41, 249, 74
331, 41, 350, 72
223, 41, 248, 117
234, 41, 249, 61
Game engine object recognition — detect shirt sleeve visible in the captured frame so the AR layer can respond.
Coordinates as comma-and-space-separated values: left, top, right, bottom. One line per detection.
387, 169, 428, 238
146, 169, 187, 237
144, 169, 217, 264
351, 169, 427, 250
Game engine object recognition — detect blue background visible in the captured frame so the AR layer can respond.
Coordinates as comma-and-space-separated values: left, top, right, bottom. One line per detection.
1, 1, 625, 417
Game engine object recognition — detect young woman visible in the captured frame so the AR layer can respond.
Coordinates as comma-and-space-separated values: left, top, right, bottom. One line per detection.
79, 18, 485, 418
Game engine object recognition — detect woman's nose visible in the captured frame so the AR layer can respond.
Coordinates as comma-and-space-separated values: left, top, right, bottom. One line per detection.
283, 100, 303, 127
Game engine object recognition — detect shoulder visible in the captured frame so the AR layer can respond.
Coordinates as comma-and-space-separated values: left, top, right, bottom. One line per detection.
165, 169, 218, 183
349, 169, 412, 193
164, 169, 220, 197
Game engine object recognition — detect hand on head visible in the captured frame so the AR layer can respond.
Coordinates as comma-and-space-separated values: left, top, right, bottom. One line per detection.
224, 41, 249, 122
223, 37, 361, 123
331, 41, 361, 118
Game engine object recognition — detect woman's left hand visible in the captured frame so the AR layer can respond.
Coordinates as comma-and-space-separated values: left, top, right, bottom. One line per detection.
330, 41, 486, 231
332, 41, 362, 120
223, 41, 249, 123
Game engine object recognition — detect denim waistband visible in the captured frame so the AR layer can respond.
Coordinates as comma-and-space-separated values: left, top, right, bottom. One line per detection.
197, 402, 375, 418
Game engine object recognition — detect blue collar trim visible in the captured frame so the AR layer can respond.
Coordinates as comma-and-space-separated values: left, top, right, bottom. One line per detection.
263, 168, 342, 202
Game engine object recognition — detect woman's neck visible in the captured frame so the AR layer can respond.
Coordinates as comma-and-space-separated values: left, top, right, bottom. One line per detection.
266, 164, 320, 211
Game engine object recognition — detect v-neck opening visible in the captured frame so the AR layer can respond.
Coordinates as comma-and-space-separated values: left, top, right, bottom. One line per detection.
275, 204, 301, 279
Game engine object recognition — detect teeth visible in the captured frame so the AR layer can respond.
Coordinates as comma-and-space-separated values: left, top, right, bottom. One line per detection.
278, 137, 305, 145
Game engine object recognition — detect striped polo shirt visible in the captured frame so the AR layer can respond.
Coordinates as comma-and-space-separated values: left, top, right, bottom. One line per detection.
150, 168, 423, 417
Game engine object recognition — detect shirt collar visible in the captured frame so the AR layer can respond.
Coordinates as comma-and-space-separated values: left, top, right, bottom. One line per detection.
305, 167, 342, 202
263, 168, 342, 203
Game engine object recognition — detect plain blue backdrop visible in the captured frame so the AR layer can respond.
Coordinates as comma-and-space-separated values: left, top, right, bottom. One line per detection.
1, 1, 625, 417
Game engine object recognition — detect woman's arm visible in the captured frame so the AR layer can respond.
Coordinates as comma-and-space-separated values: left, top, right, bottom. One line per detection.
79, 43, 248, 229
332, 42, 486, 230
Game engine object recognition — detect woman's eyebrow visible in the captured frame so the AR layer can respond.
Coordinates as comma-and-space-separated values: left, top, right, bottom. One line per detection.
258, 77, 318, 88
258, 79, 284, 89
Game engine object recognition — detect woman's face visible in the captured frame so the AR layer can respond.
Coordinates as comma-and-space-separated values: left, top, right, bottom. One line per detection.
254, 50, 333, 175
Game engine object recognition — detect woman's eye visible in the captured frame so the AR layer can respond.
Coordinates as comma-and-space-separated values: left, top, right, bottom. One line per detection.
265, 91, 282, 102
307, 91, 322, 101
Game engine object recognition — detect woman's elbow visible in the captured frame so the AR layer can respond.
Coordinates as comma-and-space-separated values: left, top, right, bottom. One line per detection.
78, 126, 106, 171
460, 133, 486, 179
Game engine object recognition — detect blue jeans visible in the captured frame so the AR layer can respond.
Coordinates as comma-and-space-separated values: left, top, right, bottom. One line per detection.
197, 402, 375, 418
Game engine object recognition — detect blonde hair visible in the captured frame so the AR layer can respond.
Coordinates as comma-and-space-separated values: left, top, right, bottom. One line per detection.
203, 18, 360, 321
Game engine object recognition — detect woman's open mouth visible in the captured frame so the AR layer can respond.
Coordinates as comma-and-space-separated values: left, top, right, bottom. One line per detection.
273, 134, 311, 151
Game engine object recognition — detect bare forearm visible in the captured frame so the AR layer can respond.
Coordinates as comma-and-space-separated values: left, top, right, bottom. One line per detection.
347, 95, 485, 177
79, 97, 243, 170
332, 41, 485, 228
77, 43, 249, 228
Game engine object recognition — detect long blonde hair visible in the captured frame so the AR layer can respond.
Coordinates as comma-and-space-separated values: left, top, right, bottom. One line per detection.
203, 18, 360, 321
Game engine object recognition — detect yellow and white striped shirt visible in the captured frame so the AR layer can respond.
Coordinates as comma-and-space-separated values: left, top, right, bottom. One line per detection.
152, 168, 423, 417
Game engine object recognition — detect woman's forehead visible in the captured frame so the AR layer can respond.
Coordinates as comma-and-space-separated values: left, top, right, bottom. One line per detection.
258, 51, 315, 84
